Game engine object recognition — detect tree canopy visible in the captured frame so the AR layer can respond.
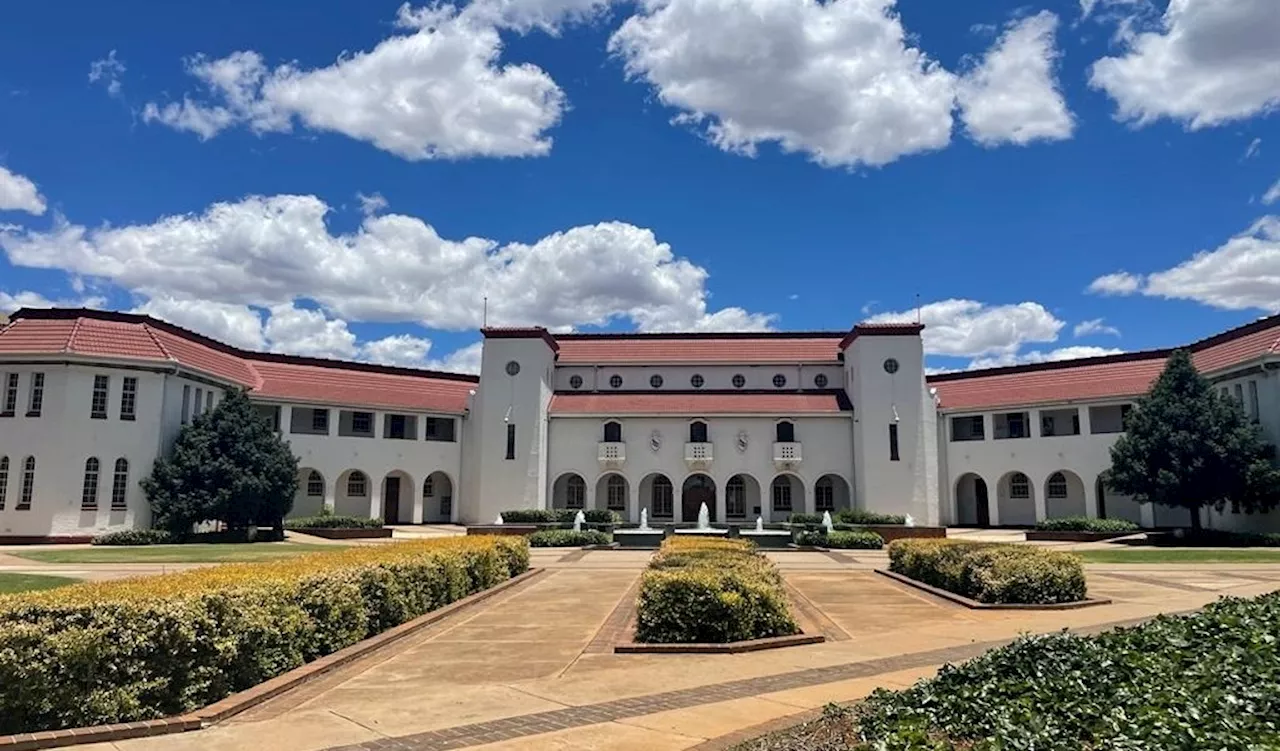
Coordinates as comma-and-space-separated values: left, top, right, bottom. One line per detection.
1108, 350, 1280, 529
143, 388, 298, 535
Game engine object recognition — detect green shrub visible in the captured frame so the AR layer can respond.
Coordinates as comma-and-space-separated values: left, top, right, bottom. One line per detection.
794, 529, 826, 547
0, 537, 526, 735
1035, 516, 1140, 533
285, 515, 384, 530
500, 508, 618, 524
787, 513, 825, 525
850, 592, 1280, 749
91, 529, 175, 546
527, 530, 611, 547
635, 538, 798, 643
825, 530, 885, 549
835, 508, 907, 525
888, 539, 1086, 604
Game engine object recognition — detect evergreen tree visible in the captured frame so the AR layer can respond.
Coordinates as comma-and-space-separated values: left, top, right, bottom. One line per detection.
143, 389, 298, 535
1108, 350, 1280, 530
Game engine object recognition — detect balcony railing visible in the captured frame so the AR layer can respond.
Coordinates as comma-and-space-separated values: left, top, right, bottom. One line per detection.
684, 441, 713, 469
597, 441, 625, 467
773, 441, 802, 469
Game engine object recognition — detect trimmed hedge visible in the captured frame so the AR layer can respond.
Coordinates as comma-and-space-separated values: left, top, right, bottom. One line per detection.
0, 536, 529, 735
835, 508, 907, 525
91, 529, 175, 546
285, 515, 384, 530
500, 509, 619, 524
787, 513, 826, 526
635, 538, 798, 644
888, 539, 1086, 604
528, 529, 611, 547
1035, 516, 1139, 533
848, 592, 1280, 749
795, 530, 884, 549
1163, 528, 1280, 547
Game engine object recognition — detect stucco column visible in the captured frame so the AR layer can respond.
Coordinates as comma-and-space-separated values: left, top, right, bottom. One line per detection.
629, 479, 640, 524
323, 482, 336, 514
715, 477, 726, 523
1140, 502, 1156, 528
369, 483, 382, 521
676, 486, 685, 523
1083, 477, 1099, 519
1033, 491, 1047, 523
987, 483, 1000, 526
412, 481, 424, 524
586, 480, 597, 512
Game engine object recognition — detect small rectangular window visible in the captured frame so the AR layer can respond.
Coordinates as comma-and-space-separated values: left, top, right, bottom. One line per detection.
425, 417, 456, 442
1249, 380, 1260, 422
1234, 383, 1244, 410
311, 409, 329, 433
27, 373, 44, 417
194, 388, 203, 417
388, 414, 408, 439
1, 373, 16, 416
181, 385, 191, 424
352, 411, 372, 434
91, 375, 110, 419
205, 390, 214, 413
950, 415, 984, 442
505, 424, 516, 460
889, 423, 900, 461
120, 377, 137, 420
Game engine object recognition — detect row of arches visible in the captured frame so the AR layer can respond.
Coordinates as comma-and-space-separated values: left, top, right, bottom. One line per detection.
954, 470, 1185, 527
550, 471, 851, 522
293, 468, 455, 524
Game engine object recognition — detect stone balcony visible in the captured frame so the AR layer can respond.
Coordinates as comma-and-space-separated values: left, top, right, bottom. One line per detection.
684, 441, 713, 469
597, 441, 625, 468
773, 441, 802, 470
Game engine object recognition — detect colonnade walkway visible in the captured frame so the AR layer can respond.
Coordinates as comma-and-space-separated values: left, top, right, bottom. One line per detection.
67, 547, 1280, 751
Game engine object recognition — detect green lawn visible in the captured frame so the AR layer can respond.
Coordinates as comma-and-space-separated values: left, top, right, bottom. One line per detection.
1077, 548, 1280, 564
11, 542, 342, 564
0, 573, 80, 594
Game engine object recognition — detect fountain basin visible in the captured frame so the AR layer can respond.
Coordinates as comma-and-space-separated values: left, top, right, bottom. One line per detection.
614, 529, 666, 548
739, 529, 792, 549
673, 527, 729, 536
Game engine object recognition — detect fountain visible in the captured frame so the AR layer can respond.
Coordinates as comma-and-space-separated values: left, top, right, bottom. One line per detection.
905, 514, 916, 528
740, 512, 792, 549
638, 508, 652, 531
755, 517, 764, 533
822, 511, 834, 534
493, 514, 504, 525
674, 502, 729, 536
573, 510, 585, 533
613, 506, 666, 548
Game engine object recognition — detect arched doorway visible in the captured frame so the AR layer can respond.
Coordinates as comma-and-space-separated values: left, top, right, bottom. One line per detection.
1096, 472, 1143, 526
1044, 470, 1086, 519
422, 471, 453, 523
954, 473, 990, 526
552, 472, 587, 510
640, 473, 674, 520
682, 474, 716, 523
292, 467, 326, 518
769, 474, 804, 522
382, 470, 413, 524
996, 471, 1036, 527
813, 474, 851, 514
596, 473, 628, 516
725, 474, 761, 520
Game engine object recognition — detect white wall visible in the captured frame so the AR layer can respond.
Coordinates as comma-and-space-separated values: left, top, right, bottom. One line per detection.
554, 364, 845, 392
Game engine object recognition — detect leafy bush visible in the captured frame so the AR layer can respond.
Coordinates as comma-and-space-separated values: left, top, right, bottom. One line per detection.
1164, 528, 1280, 547
91, 529, 175, 546
835, 508, 907, 525
635, 538, 798, 643
888, 539, 1086, 604
787, 513, 825, 525
0, 536, 528, 735
1035, 516, 1140, 533
285, 515, 384, 530
794, 529, 885, 549
850, 592, 1280, 749
528, 529, 611, 547
500, 508, 619, 524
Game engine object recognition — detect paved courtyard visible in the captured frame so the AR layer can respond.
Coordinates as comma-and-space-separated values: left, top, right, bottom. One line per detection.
44, 545, 1280, 751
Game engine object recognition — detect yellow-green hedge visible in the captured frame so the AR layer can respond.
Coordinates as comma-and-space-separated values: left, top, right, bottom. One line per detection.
887, 539, 1086, 604
0, 536, 529, 735
635, 537, 798, 643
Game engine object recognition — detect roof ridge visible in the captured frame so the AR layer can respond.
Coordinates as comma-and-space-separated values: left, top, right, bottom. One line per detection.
140, 323, 176, 362
63, 317, 83, 354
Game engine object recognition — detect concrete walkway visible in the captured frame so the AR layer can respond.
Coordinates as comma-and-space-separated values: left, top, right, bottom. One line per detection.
65, 547, 1280, 751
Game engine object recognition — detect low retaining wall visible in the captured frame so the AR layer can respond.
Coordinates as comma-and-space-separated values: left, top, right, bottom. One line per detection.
0, 535, 93, 545
1024, 530, 1137, 542
466, 524, 539, 536
293, 527, 393, 540
866, 526, 946, 542
876, 569, 1111, 610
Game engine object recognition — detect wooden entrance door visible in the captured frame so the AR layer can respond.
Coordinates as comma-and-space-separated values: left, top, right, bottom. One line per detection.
384, 477, 401, 524
681, 475, 715, 523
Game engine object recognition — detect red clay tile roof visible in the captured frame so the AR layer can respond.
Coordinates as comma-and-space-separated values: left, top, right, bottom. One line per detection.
548, 392, 850, 415
554, 332, 848, 364
0, 309, 478, 414
929, 315, 1280, 411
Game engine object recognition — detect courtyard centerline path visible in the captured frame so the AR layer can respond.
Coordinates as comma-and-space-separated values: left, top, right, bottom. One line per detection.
69, 550, 1280, 751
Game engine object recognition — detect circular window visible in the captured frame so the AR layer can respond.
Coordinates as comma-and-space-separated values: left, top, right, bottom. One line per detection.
883, 358, 900, 374
732, 374, 746, 389
609, 374, 623, 389
569, 375, 583, 389
814, 373, 828, 388
690, 374, 705, 388
505, 360, 520, 376
772, 374, 787, 388
650, 374, 664, 389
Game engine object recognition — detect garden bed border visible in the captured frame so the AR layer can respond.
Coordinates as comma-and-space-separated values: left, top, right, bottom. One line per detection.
875, 569, 1112, 610
615, 632, 825, 654
1024, 530, 1140, 542
290, 527, 393, 540
0, 568, 546, 751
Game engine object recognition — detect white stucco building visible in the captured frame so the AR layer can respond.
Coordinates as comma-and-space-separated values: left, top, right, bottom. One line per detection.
1, 307, 1278, 541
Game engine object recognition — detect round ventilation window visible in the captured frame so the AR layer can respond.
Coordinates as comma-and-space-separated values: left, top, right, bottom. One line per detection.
505, 360, 520, 376
650, 374, 664, 389
609, 374, 623, 389
569, 375, 583, 389
732, 374, 746, 389
814, 373, 828, 388
772, 374, 787, 388
883, 358, 900, 374
690, 374, 705, 388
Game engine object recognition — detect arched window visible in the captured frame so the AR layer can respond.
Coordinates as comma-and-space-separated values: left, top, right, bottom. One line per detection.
424, 476, 434, 498
726, 476, 746, 517
306, 470, 324, 498
1009, 472, 1030, 500
603, 421, 623, 442
689, 421, 708, 443
18, 456, 35, 510
111, 459, 130, 510
1047, 472, 1068, 499
81, 458, 101, 510
652, 476, 673, 517
0, 456, 8, 511
606, 475, 627, 510
775, 421, 795, 443
566, 475, 586, 509
347, 471, 368, 498
771, 476, 793, 512
815, 476, 834, 512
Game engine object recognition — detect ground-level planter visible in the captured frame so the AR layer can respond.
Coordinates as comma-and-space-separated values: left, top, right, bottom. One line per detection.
292, 527, 392, 540
466, 524, 539, 536
864, 525, 945, 542
1024, 530, 1139, 543
615, 632, 825, 654
875, 569, 1112, 610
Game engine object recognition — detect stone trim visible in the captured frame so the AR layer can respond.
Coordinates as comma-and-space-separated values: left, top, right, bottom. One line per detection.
875, 569, 1112, 610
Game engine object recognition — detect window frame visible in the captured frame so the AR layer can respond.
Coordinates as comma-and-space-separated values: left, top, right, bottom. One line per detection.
505, 424, 516, 460
311, 408, 330, 433
732, 374, 746, 389
690, 374, 704, 388
26, 372, 44, 417
775, 420, 796, 443
649, 374, 664, 389
609, 374, 623, 389
1009, 473, 1030, 500
771, 478, 793, 512
651, 476, 673, 517
120, 376, 137, 421
1047, 472, 1068, 499
347, 472, 368, 498
1, 372, 18, 416
813, 373, 828, 388
889, 423, 900, 461
815, 478, 834, 512
0, 456, 7, 510
603, 420, 623, 443
306, 470, 325, 498
81, 457, 101, 510
772, 373, 787, 389
565, 475, 586, 509
111, 458, 129, 510
17, 456, 35, 510
91, 375, 110, 420
606, 475, 627, 510
725, 476, 746, 517
689, 420, 709, 443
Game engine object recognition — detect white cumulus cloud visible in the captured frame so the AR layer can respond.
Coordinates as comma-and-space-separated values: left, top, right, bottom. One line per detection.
1140, 216, 1280, 311
0, 166, 47, 215
1087, 271, 1144, 295
1263, 178, 1280, 206
0, 290, 106, 315
1073, 318, 1121, 337
867, 298, 1064, 358
88, 50, 127, 96
969, 345, 1125, 370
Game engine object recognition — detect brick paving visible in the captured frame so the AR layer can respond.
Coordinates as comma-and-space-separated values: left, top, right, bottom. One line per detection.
582, 576, 641, 654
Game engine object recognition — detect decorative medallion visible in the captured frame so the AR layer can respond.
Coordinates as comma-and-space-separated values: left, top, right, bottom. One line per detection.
736, 430, 749, 453
650, 430, 662, 452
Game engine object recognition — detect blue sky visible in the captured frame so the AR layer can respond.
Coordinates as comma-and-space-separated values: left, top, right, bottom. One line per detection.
1, 0, 1278, 372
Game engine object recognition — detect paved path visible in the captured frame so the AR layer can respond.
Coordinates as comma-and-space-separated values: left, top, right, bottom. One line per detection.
65, 547, 1280, 751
